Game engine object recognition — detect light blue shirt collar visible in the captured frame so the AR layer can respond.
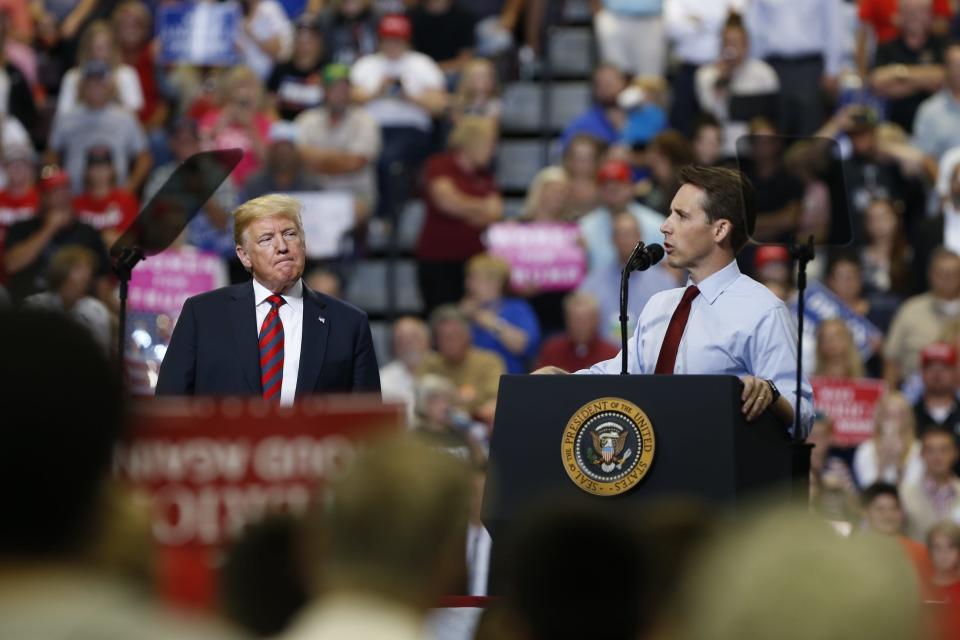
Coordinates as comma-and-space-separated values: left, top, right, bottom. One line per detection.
687, 260, 741, 305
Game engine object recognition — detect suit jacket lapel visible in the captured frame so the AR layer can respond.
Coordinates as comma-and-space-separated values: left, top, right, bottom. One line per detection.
229, 281, 261, 393
297, 286, 329, 397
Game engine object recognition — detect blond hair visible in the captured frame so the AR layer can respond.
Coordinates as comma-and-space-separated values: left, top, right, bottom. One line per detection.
815, 318, 865, 378
455, 58, 500, 105
447, 116, 497, 151
78, 20, 120, 68
872, 391, 917, 471
218, 65, 264, 107
233, 194, 304, 245
522, 166, 570, 218
466, 252, 510, 285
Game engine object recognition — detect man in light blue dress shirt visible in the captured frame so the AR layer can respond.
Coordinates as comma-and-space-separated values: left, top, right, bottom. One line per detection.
538, 165, 813, 437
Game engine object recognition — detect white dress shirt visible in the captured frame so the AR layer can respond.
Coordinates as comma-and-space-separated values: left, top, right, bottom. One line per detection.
663, 0, 747, 65
578, 260, 814, 437
746, 0, 846, 76
253, 278, 303, 406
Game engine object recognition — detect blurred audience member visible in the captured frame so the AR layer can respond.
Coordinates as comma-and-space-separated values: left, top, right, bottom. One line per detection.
460, 253, 540, 374
578, 210, 675, 343
0, 11, 35, 142
55, 19, 143, 116
535, 291, 619, 372
825, 252, 900, 334
416, 116, 501, 313
283, 436, 471, 640
420, 305, 505, 423
244, 121, 323, 198
869, 0, 946, 133
295, 62, 381, 217
47, 60, 152, 194
304, 266, 342, 297
690, 114, 725, 166
919, 162, 960, 285
380, 315, 430, 423
113, 1, 165, 129
858, 0, 952, 71
221, 514, 309, 638
753, 245, 791, 288
506, 505, 648, 640
580, 158, 665, 271
410, 0, 476, 80
926, 520, 960, 637
236, 0, 294, 81
267, 13, 328, 121
663, 0, 746, 133
4, 167, 109, 302
520, 166, 573, 222
695, 13, 779, 158
143, 118, 242, 281
860, 482, 933, 582
72, 145, 138, 247
914, 43, 960, 162
351, 14, 448, 218
853, 391, 923, 488
807, 413, 859, 526
902, 427, 960, 540
885, 248, 960, 388
199, 65, 272, 188
594, 0, 664, 77
562, 133, 604, 218
740, 118, 803, 247
815, 317, 866, 379
412, 374, 486, 466
677, 502, 922, 640
0, 145, 38, 280
560, 64, 629, 148
321, 0, 379, 66
914, 342, 960, 444
450, 58, 501, 123
23, 245, 111, 350
639, 129, 694, 215
861, 197, 913, 296
745, 0, 845, 136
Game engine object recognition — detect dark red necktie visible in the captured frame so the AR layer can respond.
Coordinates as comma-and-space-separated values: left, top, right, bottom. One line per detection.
654, 285, 700, 374
259, 294, 285, 402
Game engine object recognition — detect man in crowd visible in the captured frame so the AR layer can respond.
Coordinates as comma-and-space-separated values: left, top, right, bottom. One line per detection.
535, 291, 619, 373
560, 64, 629, 149
156, 193, 380, 403
914, 42, 960, 162
380, 315, 431, 423
913, 342, 960, 442
901, 427, 960, 540
541, 165, 814, 436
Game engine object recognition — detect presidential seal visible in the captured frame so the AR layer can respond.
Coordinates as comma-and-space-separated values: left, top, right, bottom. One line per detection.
561, 397, 655, 497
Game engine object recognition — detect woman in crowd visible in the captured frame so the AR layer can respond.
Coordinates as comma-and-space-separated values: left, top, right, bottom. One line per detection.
814, 318, 866, 379
807, 412, 859, 528
112, 1, 166, 131
450, 58, 501, 123
459, 253, 540, 375
56, 19, 143, 116
236, 0, 294, 81
639, 129, 694, 215
266, 13, 328, 121
72, 145, 138, 247
416, 116, 501, 313
852, 391, 924, 489
199, 65, 273, 187
562, 133, 604, 219
860, 198, 912, 297
321, 0, 379, 65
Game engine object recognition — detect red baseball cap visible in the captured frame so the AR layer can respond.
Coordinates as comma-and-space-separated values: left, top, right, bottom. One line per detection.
39, 165, 70, 192
378, 14, 412, 40
596, 159, 631, 183
922, 342, 958, 367
754, 245, 790, 271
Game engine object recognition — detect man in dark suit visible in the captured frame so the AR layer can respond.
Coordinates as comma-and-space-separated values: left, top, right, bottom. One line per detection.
157, 194, 380, 402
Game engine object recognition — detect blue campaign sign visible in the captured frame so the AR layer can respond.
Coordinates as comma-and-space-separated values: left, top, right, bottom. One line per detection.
790, 281, 883, 359
158, 1, 241, 66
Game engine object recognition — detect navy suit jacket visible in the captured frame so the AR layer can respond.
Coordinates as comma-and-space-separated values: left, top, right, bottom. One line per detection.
156, 281, 380, 397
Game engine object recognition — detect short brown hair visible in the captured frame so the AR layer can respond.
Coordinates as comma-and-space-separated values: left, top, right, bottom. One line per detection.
678, 165, 756, 253
47, 245, 98, 290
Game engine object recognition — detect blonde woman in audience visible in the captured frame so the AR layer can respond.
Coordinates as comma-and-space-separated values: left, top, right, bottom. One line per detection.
853, 392, 924, 489
56, 20, 143, 116
562, 133, 604, 219
520, 166, 573, 222
861, 198, 913, 297
814, 318, 866, 379
451, 58, 501, 123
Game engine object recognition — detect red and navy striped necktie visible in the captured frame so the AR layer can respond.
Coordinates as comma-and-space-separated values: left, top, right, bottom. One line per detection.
259, 294, 286, 402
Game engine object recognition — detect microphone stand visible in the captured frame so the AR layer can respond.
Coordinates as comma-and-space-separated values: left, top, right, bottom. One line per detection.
789, 235, 814, 442
619, 242, 644, 375
114, 246, 144, 367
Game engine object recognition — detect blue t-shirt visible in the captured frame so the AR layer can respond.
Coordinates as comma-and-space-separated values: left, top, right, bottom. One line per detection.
471, 298, 541, 374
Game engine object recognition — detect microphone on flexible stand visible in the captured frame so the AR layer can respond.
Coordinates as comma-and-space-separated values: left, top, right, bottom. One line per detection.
619, 243, 665, 374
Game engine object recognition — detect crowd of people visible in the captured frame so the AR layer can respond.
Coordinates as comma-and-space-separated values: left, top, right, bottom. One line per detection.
7, 0, 960, 636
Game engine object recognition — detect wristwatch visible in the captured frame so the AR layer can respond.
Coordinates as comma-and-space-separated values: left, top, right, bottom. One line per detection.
765, 379, 781, 402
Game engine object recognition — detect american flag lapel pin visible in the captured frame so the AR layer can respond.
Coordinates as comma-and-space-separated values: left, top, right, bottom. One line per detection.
319, 316, 326, 324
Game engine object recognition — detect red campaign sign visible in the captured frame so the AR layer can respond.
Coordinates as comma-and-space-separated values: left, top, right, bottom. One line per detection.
810, 377, 886, 446
114, 396, 403, 609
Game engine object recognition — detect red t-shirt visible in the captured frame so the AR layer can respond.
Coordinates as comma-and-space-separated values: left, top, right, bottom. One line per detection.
535, 335, 619, 372
859, 0, 952, 43
73, 189, 139, 234
0, 187, 38, 283
416, 152, 498, 262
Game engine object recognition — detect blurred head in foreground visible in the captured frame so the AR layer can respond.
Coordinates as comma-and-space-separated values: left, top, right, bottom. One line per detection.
311, 435, 472, 610
674, 505, 922, 640
0, 308, 126, 559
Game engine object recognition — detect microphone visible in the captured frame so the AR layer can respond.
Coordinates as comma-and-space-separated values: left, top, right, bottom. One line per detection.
628, 243, 665, 272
